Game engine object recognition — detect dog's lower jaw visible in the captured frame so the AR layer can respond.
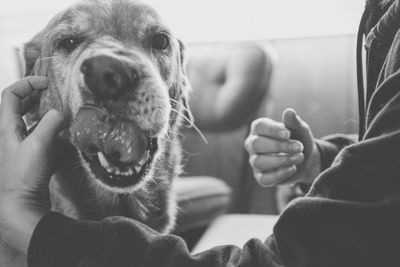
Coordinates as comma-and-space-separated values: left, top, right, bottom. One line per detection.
50, 138, 179, 233
81, 143, 162, 195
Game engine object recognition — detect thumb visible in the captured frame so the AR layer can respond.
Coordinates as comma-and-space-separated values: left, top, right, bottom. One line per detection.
282, 108, 310, 140
29, 109, 65, 146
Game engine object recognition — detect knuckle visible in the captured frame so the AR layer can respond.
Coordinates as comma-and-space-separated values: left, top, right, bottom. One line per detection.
258, 173, 275, 187
253, 171, 262, 181
249, 154, 256, 166
244, 136, 254, 152
251, 136, 262, 153
254, 172, 267, 184
249, 155, 261, 169
250, 119, 262, 133
273, 124, 286, 136
246, 135, 262, 154
251, 118, 270, 134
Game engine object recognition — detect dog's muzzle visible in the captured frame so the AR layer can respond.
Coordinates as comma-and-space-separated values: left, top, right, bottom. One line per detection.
68, 55, 160, 189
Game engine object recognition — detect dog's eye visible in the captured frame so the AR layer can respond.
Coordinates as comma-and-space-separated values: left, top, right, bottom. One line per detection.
58, 37, 81, 52
152, 34, 169, 50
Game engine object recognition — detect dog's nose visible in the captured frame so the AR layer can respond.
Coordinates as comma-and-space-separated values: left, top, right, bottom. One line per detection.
80, 55, 139, 99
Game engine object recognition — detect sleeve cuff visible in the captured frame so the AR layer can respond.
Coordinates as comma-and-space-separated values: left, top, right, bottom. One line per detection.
28, 212, 75, 267
28, 212, 102, 267
315, 139, 341, 171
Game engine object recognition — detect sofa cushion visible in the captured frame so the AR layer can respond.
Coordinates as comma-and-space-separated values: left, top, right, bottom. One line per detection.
174, 176, 231, 232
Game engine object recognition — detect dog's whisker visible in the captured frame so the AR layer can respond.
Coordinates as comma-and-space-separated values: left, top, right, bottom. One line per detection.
161, 131, 179, 143
37, 56, 62, 62
162, 139, 179, 146
169, 107, 208, 144
71, 162, 85, 172
169, 98, 191, 117
166, 127, 185, 137
168, 105, 193, 127
119, 59, 134, 81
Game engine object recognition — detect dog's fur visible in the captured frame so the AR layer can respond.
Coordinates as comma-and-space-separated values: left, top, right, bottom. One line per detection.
382, 0, 395, 7
0, 0, 192, 266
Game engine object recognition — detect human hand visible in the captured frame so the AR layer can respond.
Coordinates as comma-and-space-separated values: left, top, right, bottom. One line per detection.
244, 108, 321, 187
0, 76, 64, 253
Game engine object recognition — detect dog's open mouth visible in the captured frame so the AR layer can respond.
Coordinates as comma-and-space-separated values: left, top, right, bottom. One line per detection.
70, 105, 159, 189
81, 138, 158, 187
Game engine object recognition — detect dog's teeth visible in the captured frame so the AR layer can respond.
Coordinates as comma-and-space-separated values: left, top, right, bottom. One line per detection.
98, 152, 111, 169
128, 169, 134, 176
139, 151, 150, 165
115, 169, 121, 175
134, 166, 141, 173
106, 168, 113, 173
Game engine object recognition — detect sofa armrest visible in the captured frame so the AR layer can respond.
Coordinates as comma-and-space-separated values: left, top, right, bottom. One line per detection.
187, 43, 275, 131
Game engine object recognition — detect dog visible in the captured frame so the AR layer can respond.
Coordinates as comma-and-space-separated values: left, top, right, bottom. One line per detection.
0, 0, 192, 265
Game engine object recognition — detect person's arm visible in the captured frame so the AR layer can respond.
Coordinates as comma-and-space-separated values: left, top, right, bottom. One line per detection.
0, 76, 283, 267
29, 120, 400, 267
28, 212, 283, 267
29, 80, 400, 267
290, 134, 358, 193
315, 133, 358, 172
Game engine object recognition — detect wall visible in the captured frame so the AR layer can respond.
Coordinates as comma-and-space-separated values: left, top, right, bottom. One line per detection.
0, 0, 364, 90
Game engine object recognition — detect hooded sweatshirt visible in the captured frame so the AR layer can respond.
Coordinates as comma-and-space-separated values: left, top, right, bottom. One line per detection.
28, 0, 400, 266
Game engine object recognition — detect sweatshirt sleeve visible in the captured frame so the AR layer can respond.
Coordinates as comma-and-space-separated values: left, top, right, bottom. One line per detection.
28, 212, 283, 267
315, 134, 357, 171
29, 66, 400, 267
27, 77, 400, 267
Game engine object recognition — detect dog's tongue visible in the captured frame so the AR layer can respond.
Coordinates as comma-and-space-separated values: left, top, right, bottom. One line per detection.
70, 106, 148, 164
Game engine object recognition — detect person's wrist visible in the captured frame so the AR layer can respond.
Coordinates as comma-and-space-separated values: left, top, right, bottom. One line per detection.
0, 195, 48, 254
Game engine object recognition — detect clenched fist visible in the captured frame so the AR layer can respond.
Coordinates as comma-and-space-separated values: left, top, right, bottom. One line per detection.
244, 108, 321, 187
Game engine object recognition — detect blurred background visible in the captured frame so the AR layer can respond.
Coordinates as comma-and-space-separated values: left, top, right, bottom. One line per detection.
1, 0, 364, 87
0, 0, 365, 250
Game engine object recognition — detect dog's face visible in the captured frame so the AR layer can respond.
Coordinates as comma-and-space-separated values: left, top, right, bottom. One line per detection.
24, 0, 192, 192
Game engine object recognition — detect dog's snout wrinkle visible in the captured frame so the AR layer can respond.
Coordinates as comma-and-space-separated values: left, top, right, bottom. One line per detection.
81, 55, 139, 99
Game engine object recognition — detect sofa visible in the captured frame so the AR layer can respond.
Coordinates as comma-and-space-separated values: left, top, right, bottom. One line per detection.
178, 35, 359, 250
173, 43, 276, 246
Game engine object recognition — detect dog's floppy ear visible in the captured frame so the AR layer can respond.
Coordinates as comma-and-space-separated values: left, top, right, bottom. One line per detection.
22, 32, 45, 122
23, 31, 44, 77
178, 40, 194, 127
